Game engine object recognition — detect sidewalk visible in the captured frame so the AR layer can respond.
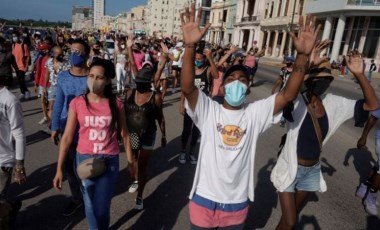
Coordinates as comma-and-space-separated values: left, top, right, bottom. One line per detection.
260, 56, 380, 79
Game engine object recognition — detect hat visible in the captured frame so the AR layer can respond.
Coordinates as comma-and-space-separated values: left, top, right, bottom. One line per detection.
175, 42, 183, 48
142, 61, 153, 69
304, 61, 334, 81
222, 65, 250, 82
38, 43, 51, 51
234, 52, 245, 58
135, 68, 153, 83
285, 56, 295, 62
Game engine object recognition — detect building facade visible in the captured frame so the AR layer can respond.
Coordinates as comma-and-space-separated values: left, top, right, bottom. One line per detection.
259, 0, 305, 58
233, 0, 266, 51
146, 0, 190, 37
72, 6, 93, 31
93, 0, 105, 29
305, 0, 380, 66
209, 0, 237, 45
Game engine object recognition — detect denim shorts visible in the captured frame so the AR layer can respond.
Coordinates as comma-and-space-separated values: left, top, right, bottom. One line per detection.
284, 162, 321, 192
47, 86, 57, 101
141, 132, 156, 150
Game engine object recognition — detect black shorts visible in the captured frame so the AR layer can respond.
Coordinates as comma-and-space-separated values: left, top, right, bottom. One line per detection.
172, 65, 181, 72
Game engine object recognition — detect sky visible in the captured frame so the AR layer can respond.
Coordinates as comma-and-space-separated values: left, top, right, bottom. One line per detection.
0, 0, 148, 22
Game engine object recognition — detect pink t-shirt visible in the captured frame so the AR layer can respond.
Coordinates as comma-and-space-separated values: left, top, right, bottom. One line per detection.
69, 96, 123, 155
133, 51, 145, 70
244, 55, 256, 68
211, 67, 225, 97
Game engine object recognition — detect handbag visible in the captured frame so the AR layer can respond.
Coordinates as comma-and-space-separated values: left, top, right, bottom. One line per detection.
76, 157, 106, 180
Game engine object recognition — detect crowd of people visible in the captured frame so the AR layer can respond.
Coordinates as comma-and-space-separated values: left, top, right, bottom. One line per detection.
0, 3, 380, 229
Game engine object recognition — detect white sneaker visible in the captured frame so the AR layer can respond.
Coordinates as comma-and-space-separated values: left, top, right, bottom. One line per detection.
128, 181, 138, 193
25, 91, 30, 100
38, 117, 48, 125
364, 192, 378, 215
356, 183, 368, 199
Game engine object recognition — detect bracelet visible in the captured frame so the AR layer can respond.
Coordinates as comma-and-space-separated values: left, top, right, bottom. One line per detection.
14, 167, 25, 174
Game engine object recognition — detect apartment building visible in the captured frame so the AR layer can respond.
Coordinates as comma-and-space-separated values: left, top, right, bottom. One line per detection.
72, 6, 93, 31
146, 0, 191, 37
93, 0, 105, 29
233, 0, 266, 51
209, 0, 237, 45
305, 0, 380, 65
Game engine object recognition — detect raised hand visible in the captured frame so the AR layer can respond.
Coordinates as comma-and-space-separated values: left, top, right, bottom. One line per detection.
181, 3, 211, 45
126, 35, 134, 48
290, 15, 321, 56
309, 39, 331, 67
204, 48, 212, 59
160, 41, 169, 54
345, 50, 364, 76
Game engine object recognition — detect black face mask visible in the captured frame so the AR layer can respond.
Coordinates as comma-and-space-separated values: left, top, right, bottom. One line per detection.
308, 78, 331, 95
55, 55, 64, 62
136, 83, 151, 93
286, 63, 292, 67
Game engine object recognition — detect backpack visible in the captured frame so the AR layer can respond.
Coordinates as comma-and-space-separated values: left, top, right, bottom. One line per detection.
13, 42, 31, 66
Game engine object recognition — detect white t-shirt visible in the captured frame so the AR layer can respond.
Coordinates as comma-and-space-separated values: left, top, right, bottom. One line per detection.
185, 90, 280, 203
0, 87, 25, 166
171, 48, 184, 67
370, 108, 380, 138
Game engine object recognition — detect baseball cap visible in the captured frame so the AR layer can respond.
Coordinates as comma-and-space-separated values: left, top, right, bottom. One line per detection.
175, 42, 183, 48
135, 68, 153, 83
222, 65, 250, 82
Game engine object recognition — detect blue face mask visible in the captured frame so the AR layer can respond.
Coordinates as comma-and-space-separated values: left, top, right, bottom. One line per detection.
195, 60, 204, 68
224, 80, 248, 107
69, 53, 86, 67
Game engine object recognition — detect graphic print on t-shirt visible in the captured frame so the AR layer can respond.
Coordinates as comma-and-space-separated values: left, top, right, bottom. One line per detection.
217, 123, 246, 146
84, 115, 112, 153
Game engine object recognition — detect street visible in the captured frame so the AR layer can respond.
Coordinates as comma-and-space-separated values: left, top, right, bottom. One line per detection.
8, 63, 380, 230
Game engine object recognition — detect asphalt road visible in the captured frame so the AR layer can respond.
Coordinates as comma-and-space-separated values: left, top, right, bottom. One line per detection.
7, 64, 380, 230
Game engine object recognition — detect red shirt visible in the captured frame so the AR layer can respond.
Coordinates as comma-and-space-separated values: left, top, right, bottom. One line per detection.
35, 56, 49, 87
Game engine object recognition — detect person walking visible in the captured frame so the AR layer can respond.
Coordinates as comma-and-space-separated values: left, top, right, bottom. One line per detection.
53, 59, 133, 230
114, 39, 128, 94
43, 46, 70, 129
180, 4, 320, 229
0, 69, 27, 228
271, 49, 379, 229
11, 30, 31, 100
51, 38, 90, 216
368, 60, 377, 83
125, 36, 166, 210
178, 47, 218, 164
355, 107, 380, 215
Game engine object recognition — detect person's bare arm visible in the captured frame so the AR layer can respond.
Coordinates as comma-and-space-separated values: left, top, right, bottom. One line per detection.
357, 115, 378, 149
346, 51, 379, 111
180, 3, 211, 111
273, 15, 321, 115
126, 36, 138, 77
204, 48, 218, 79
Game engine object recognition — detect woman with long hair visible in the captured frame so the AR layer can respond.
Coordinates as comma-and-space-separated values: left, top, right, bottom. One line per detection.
53, 59, 133, 230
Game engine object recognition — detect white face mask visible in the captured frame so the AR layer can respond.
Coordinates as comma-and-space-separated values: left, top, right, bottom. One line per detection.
121, 45, 125, 49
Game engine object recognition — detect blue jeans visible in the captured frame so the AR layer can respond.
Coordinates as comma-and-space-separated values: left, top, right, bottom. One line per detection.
76, 154, 119, 230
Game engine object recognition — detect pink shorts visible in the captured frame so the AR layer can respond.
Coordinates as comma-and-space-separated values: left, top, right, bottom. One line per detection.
189, 194, 249, 228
